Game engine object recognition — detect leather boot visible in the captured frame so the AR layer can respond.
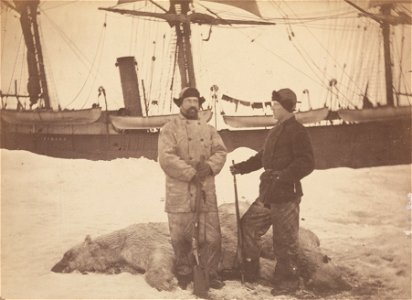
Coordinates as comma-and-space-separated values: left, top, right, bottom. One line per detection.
271, 278, 299, 296
244, 258, 259, 283
176, 273, 192, 290
209, 278, 225, 289
271, 261, 299, 296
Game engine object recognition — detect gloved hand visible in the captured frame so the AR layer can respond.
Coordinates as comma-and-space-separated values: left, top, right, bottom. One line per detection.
230, 164, 241, 175
196, 160, 212, 180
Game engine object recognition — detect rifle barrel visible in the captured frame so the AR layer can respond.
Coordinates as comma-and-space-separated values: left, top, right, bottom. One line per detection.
232, 160, 245, 283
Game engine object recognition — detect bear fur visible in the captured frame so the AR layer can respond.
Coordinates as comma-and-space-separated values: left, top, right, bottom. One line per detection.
52, 202, 350, 293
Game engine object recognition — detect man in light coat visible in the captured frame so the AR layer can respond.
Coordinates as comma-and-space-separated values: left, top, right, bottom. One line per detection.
158, 87, 227, 292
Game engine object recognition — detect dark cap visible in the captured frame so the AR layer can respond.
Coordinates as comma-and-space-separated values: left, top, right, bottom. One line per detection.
173, 87, 205, 107
272, 88, 299, 112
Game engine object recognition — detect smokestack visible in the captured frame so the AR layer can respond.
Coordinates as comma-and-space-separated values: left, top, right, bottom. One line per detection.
115, 56, 143, 116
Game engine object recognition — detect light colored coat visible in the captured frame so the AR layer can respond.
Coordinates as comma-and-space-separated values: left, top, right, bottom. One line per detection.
158, 114, 227, 213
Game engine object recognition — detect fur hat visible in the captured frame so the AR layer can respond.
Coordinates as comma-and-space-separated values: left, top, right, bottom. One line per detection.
173, 87, 205, 107
271, 88, 299, 112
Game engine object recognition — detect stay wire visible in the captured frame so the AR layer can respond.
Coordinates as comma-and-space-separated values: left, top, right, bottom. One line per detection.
18, 47, 25, 101
64, 20, 107, 108
322, 0, 338, 107
279, 0, 361, 107
38, 15, 60, 108
392, 25, 411, 102
399, 4, 412, 14
347, 21, 365, 106
364, 27, 379, 104
41, 10, 93, 72
6, 33, 23, 95
397, 26, 411, 102
333, 15, 354, 106
1, 7, 9, 62
40, 1, 80, 11
82, 18, 108, 109
374, 36, 383, 104
286, 1, 367, 91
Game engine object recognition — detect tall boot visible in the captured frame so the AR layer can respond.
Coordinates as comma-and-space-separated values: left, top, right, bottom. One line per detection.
176, 273, 193, 290
271, 260, 300, 296
244, 258, 260, 283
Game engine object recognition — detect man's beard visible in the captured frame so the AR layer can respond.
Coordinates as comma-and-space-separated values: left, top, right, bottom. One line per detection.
182, 107, 199, 120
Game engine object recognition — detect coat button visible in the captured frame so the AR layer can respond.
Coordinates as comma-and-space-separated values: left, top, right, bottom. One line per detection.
189, 157, 193, 160
200, 138, 204, 142
188, 137, 192, 141
197, 122, 201, 125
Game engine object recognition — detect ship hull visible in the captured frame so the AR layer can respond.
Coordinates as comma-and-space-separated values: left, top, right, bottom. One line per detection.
1, 115, 410, 169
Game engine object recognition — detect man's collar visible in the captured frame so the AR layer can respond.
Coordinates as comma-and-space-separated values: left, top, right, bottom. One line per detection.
277, 113, 295, 124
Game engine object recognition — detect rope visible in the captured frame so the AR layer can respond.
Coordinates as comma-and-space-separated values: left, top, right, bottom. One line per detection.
41, 10, 92, 72
1, 6, 9, 62
396, 26, 405, 97
157, 33, 168, 107
169, 41, 179, 113
41, 9, 124, 108
129, 3, 137, 54
18, 45, 25, 101
148, 40, 156, 106
76, 22, 107, 109
38, 14, 60, 108
82, 18, 107, 109
274, 1, 361, 108
391, 25, 411, 106
6, 33, 23, 96
41, 8, 110, 108
374, 35, 383, 104
347, 21, 365, 107
40, 1, 80, 11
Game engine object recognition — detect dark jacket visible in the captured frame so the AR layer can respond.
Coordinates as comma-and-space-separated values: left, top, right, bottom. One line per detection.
235, 116, 314, 203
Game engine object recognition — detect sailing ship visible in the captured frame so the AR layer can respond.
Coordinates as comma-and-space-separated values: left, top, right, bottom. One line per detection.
0, 0, 410, 168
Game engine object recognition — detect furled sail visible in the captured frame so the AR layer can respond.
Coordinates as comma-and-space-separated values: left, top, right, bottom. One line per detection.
99, 7, 273, 25
347, 0, 412, 25
117, 0, 262, 18
368, 0, 410, 8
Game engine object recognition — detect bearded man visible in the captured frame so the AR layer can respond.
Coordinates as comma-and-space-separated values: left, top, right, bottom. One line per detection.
158, 87, 227, 293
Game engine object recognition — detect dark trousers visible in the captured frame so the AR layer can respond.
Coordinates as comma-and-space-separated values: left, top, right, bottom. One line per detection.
168, 211, 221, 280
241, 198, 300, 271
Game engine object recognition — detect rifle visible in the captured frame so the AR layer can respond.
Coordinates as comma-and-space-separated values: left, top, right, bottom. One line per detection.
192, 159, 209, 298
232, 160, 245, 283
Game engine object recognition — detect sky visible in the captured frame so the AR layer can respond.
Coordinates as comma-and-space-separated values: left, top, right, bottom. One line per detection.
1, 0, 411, 113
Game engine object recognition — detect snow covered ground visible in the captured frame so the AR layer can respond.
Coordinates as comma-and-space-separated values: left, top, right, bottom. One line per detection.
1, 148, 411, 299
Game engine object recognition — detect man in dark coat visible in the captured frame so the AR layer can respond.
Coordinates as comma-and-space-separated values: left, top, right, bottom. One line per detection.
230, 88, 314, 295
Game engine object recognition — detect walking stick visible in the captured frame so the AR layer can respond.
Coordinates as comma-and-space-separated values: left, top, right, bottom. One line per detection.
232, 160, 245, 283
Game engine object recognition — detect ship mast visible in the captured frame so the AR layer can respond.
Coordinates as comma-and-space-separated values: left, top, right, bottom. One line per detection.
13, 0, 51, 108
170, 0, 197, 88
99, 0, 274, 91
380, 4, 394, 107
344, 0, 411, 107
